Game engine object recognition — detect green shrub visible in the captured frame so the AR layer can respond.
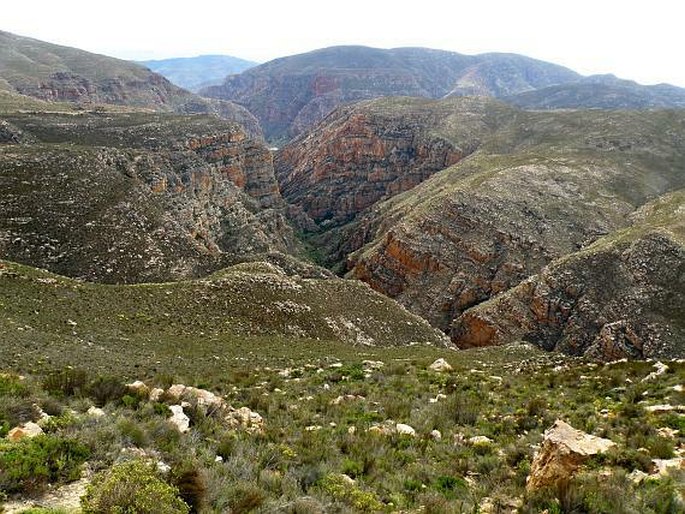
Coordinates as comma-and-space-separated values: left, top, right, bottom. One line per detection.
0, 374, 30, 397
42, 367, 88, 397
434, 475, 467, 499
87, 375, 127, 406
81, 459, 190, 514
0, 435, 89, 493
319, 473, 384, 512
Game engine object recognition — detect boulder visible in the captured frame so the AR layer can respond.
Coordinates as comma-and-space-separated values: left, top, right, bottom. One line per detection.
468, 435, 493, 446
149, 387, 165, 402
126, 380, 149, 397
168, 405, 190, 433
87, 406, 106, 418
166, 384, 225, 410
7, 421, 43, 441
225, 406, 264, 434
430, 429, 442, 441
429, 358, 453, 372
526, 419, 615, 492
396, 423, 417, 437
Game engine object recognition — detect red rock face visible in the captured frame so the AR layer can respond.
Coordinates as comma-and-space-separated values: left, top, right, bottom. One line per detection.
186, 131, 281, 208
275, 106, 464, 226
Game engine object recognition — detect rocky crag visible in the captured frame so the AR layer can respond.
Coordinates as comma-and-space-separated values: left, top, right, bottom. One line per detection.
0, 30, 262, 138
200, 46, 580, 142
277, 96, 685, 358
452, 190, 685, 359
0, 108, 298, 284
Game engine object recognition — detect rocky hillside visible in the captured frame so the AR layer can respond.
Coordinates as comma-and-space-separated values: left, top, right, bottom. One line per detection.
0, 105, 300, 284
140, 55, 258, 92
0, 30, 262, 138
506, 74, 685, 110
275, 97, 511, 227
200, 45, 580, 142
452, 189, 685, 359
277, 96, 685, 356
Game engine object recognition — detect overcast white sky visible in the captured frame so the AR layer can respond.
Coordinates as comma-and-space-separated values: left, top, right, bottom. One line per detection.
3, 0, 684, 87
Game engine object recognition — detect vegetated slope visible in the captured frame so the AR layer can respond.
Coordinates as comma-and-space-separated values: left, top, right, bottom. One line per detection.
0, 258, 448, 372
0, 30, 262, 138
452, 189, 685, 359
278, 97, 685, 352
140, 55, 258, 92
200, 45, 580, 142
505, 74, 685, 110
0, 107, 300, 284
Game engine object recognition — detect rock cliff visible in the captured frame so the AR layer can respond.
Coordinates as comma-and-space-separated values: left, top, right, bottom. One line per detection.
451, 190, 685, 359
283, 98, 685, 355
0, 110, 297, 284
275, 97, 503, 226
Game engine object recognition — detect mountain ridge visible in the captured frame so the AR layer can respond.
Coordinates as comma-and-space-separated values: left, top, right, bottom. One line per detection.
200, 45, 581, 142
0, 30, 262, 138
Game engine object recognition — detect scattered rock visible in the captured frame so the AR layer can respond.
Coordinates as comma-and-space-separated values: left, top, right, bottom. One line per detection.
225, 406, 264, 434
157, 460, 171, 474
643, 362, 669, 382
429, 393, 447, 403
396, 423, 416, 437
644, 404, 680, 413
526, 419, 615, 492
126, 380, 149, 397
330, 394, 364, 405
305, 425, 322, 432
429, 358, 453, 372
7, 421, 43, 441
652, 458, 685, 476
87, 406, 106, 418
149, 387, 165, 402
168, 404, 190, 433
167, 384, 225, 410
469, 435, 493, 446
628, 469, 649, 484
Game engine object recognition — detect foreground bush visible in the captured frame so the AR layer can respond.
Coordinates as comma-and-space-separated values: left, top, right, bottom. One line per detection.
0, 435, 89, 493
81, 459, 190, 514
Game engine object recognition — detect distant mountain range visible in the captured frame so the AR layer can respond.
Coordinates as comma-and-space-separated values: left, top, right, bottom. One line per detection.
140, 55, 258, 92
199, 45, 685, 143
199, 46, 581, 142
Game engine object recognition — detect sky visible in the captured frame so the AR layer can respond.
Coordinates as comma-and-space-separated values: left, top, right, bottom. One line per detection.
3, 0, 685, 87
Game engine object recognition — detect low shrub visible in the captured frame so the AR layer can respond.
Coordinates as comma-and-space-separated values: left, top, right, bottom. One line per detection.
81, 459, 189, 514
87, 375, 127, 407
42, 368, 88, 397
0, 435, 89, 493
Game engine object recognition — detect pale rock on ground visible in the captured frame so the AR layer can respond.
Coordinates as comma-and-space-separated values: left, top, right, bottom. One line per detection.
225, 406, 264, 434
526, 419, 615, 492
396, 423, 416, 436
126, 380, 149, 397
7, 421, 43, 441
429, 358, 453, 372
168, 404, 190, 433
87, 406, 106, 417
149, 387, 165, 401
